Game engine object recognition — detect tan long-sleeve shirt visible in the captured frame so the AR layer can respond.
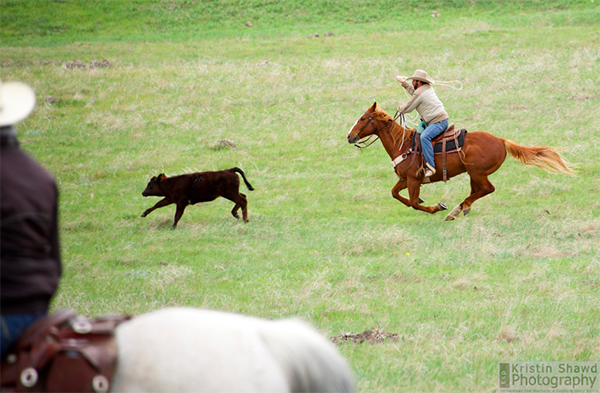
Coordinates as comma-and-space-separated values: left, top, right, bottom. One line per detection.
398, 81, 448, 125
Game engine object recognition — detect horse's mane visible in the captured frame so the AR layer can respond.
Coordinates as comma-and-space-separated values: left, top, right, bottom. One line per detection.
372, 104, 415, 149
258, 318, 356, 392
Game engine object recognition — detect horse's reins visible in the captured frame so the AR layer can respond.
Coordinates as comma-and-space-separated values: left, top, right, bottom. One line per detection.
389, 113, 414, 170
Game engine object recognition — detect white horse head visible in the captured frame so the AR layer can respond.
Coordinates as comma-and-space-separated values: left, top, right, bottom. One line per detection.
111, 307, 355, 392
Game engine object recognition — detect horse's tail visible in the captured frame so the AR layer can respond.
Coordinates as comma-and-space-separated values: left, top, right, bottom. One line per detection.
232, 167, 255, 191
502, 139, 576, 175
257, 318, 356, 393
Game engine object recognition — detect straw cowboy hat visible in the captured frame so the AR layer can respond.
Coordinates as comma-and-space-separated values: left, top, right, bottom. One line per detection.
406, 69, 435, 84
0, 80, 36, 127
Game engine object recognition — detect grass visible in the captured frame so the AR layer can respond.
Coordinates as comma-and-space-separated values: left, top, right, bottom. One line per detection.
2, 1, 600, 391
2, 0, 599, 44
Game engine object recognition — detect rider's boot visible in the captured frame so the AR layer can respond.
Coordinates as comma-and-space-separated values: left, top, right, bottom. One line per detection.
424, 163, 436, 178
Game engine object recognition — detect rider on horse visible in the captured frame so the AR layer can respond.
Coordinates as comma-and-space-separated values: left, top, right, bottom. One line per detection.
396, 70, 449, 178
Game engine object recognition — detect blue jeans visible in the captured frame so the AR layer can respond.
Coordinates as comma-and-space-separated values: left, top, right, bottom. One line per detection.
421, 119, 449, 169
1, 312, 46, 357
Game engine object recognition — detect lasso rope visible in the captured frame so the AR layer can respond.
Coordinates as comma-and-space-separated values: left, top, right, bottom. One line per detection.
432, 79, 463, 91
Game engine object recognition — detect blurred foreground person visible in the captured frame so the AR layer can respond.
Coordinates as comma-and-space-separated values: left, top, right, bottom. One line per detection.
0, 80, 61, 357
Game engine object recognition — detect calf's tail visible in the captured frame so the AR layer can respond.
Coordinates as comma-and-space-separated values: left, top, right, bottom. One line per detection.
233, 167, 255, 191
502, 139, 576, 175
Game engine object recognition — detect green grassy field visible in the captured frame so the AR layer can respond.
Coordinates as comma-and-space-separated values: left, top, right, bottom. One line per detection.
2, 1, 600, 391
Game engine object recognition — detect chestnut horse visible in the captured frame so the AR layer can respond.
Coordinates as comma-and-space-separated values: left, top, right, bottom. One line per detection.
347, 102, 574, 221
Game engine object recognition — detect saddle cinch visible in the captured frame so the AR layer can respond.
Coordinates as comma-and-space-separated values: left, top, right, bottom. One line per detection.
412, 124, 467, 182
1, 310, 130, 393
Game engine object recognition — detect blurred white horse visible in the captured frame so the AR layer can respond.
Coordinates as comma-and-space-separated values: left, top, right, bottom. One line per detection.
111, 308, 355, 393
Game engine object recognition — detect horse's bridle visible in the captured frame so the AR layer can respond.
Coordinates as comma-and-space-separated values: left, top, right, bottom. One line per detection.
352, 111, 413, 173
353, 111, 403, 149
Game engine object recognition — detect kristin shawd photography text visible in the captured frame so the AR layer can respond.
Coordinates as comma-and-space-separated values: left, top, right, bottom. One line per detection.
499, 362, 599, 392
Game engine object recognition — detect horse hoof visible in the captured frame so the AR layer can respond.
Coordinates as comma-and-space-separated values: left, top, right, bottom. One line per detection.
419, 197, 425, 204
463, 208, 471, 216
445, 205, 461, 221
438, 203, 448, 211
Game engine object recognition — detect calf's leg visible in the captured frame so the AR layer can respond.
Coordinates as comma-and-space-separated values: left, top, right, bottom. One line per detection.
142, 198, 173, 217
224, 192, 249, 222
173, 203, 188, 228
239, 194, 249, 222
231, 205, 240, 219
230, 193, 247, 220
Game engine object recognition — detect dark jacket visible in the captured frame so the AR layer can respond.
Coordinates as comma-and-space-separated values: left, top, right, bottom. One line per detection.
1, 126, 61, 314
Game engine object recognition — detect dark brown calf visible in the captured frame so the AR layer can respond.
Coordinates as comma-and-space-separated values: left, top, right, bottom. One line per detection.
141, 167, 254, 228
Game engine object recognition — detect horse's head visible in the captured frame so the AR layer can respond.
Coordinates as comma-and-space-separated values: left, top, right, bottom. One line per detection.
346, 102, 392, 145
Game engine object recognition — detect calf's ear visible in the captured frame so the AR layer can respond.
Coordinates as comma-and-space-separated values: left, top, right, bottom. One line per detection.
158, 173, 167, 181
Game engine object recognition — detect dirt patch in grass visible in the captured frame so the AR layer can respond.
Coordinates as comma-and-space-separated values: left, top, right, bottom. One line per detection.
569, 93, 600, 101
62, 59, 112, 70
331, 329, 399, 344
209, 139, 237, 151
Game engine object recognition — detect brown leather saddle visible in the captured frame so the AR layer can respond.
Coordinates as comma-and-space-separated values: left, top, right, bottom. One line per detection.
1, 310, 130, 392
432, 125, 466, 154
411, 124, 466, 153
411, 124, 468, 182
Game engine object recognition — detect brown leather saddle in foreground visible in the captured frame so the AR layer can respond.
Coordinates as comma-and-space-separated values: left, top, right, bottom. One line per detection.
1, 310, 130, 393
411, 124, 468, 182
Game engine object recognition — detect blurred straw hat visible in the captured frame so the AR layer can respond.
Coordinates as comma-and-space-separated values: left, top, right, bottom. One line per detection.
406, 69, 435, 84
0, 80, 36, 127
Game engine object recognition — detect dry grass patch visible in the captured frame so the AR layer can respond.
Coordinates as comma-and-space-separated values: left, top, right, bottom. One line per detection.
545, 322, 567, 340
451, 273, 488, 291
496, 324, 519, 343
336, 227, 414, 256
151, 265, 194, 286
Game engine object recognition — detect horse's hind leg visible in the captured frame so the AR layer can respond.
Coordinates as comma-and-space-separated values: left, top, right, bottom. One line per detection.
446, 174, 495, 221
463, 178, 485, 216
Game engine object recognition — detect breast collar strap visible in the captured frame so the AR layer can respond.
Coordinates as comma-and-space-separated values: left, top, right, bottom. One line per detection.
391, 149, 413, 169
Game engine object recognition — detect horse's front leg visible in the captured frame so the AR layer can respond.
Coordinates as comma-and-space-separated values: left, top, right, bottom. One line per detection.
391, 179, 411, 207
392, 179, 425, 207
407, 179, 448, 214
